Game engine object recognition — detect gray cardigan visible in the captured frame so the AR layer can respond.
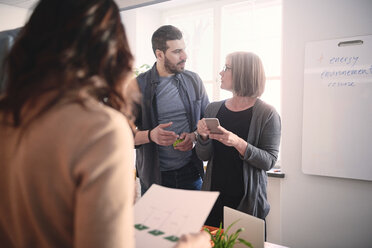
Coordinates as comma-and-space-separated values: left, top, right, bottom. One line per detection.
195, 99, 281, 219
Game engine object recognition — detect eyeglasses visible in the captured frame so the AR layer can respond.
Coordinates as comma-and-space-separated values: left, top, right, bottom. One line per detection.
223, 65, 232, 72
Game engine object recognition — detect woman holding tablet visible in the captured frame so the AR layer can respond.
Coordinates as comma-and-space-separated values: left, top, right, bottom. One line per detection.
195, 52, 281, 234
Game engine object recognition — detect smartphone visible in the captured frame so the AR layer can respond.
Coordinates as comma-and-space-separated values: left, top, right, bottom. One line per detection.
204, 118, 223, 134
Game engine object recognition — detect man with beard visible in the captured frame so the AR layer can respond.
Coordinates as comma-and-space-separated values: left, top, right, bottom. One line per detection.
135, 25, 209, 195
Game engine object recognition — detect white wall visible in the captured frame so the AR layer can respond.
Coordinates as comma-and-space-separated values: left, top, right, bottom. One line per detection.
0, 4, 29, 31
120, 10, 138, 60
120, 8, 161, 69
267, 177, 282, 244
281, 0, 372, 247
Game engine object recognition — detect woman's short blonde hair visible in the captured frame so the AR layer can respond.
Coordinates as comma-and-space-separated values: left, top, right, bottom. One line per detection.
228, 51, 266, 97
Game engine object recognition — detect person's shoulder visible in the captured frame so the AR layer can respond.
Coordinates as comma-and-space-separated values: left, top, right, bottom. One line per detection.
207, 100, 225, 108
179, 70, 203, 88
137, 63, 156, 83
181, 70, 201, 79
205, 100, 225, 116
83, 99, 128, 128
254, 99, 280, 118
136, 69, 151, 84
255, 99, 276, 111
137, 68, 151, 79
136, 65, 158, 93
56, 98, 130, 137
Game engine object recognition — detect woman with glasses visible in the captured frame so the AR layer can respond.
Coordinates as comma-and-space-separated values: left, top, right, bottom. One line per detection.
195, 52, 281, 233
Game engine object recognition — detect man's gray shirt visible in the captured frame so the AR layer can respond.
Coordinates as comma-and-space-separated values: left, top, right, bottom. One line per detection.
156, 76, 191, 171
135, 63, 209, 190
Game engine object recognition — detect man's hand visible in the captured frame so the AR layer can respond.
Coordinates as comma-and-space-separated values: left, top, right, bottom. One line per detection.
150, 122, 179, 146
173, 132, 195, 151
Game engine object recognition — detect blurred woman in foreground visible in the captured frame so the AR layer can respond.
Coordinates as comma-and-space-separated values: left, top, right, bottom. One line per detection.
0, 0, 209, 247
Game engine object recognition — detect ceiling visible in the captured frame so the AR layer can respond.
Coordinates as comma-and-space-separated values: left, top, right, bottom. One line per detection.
0, 0, 37, 9
0, 0, 172, 11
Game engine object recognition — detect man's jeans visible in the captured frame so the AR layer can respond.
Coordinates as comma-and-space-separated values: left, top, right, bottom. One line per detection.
140, 162, 202, 195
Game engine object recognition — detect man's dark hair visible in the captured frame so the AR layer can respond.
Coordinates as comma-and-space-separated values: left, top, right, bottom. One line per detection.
151, 25, 183, 56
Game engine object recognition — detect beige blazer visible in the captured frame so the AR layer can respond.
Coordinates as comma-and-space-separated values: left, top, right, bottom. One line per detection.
0, 97, 135, 248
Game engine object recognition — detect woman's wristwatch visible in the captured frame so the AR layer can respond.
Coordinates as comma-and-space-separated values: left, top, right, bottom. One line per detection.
193, 130, 199, 145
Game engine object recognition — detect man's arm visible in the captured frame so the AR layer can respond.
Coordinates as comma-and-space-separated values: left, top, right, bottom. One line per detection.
134, 122, 179, 146
134, 130, 151, 146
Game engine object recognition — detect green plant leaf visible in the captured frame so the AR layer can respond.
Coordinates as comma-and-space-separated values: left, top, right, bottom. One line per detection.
224, 219, 241, 234
134, 63, 150, 76
206, 219, 255, 248
226, 228, 243, 245
139, 64, 150, 69
238, 238, 254, 248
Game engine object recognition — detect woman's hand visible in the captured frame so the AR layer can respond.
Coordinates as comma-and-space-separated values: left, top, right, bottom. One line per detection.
174, 231, 211, 248
197, 118, 210, 140
209, 126, 248, 156
208, 125, 238, 147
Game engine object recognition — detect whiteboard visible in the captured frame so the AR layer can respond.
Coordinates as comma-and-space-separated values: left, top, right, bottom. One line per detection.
302, 34, 372, 181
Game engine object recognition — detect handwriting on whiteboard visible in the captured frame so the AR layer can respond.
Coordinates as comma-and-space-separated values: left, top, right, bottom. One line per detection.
321, 66, 372, 79
317, 55, 372, 87
328, 82, 355, 87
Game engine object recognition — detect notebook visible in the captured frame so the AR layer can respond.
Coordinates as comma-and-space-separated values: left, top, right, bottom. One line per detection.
223, 206, 265, 248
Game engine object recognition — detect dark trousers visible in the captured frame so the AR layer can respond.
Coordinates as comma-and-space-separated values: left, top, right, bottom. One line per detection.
161, 162, 202, 190
140, 162, 202, 195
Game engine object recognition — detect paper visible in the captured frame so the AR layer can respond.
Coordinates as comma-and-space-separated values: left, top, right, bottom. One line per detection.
134, 184, 219, 248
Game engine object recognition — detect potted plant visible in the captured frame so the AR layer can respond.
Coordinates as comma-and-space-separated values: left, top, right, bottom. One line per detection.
134, 64, 150, 76
204, 220, 253, 248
